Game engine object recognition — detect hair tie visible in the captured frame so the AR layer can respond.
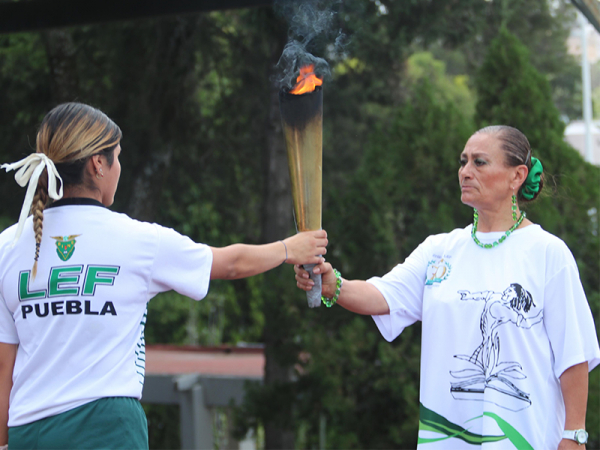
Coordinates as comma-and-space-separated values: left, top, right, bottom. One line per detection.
1, 153, 63, 246
521, 157, 543, 200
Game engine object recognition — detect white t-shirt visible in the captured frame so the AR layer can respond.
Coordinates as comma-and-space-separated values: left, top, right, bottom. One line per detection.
368, 224, 600, 449
0, 199, 213, 427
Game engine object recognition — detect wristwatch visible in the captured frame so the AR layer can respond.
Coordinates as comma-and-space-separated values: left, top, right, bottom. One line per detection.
563, 429, 588, 445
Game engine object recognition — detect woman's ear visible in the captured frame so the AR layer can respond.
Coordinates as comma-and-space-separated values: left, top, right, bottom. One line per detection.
89, 154, 103, 178
513, 164, 528, 189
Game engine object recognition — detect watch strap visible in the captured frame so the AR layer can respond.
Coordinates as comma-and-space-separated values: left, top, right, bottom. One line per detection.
563, 429, 588, 444
563, 430, 575, 440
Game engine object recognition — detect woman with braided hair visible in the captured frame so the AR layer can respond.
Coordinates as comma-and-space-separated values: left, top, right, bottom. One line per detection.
296, 126, 599, 449
0, 102, 328, 449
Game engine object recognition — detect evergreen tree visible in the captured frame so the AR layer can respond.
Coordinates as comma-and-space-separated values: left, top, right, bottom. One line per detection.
475, 27, 600, 446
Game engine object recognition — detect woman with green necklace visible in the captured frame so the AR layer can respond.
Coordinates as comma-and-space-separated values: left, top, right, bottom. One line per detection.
295, 125, 599, 450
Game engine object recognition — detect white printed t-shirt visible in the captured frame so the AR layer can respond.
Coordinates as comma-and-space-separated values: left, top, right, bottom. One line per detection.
368, 224, 600, 450
0, 199, 213, 427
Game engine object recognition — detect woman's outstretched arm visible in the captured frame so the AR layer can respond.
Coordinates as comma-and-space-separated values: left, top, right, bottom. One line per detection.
210, 230, 327, 280
295, 261, 389, 315
0, 343, 17, 446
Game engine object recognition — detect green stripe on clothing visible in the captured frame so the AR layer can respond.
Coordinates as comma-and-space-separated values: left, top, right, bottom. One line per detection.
418, 403, 534, 449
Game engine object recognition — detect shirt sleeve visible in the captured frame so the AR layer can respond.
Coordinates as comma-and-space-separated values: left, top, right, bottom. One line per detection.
367, 238, 429, 342
0, 294, 19, 344
148, 225, 213, 301
543, 261, 600, 379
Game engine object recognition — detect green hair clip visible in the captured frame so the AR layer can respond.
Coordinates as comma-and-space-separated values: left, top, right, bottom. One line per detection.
521, 157, 543, 200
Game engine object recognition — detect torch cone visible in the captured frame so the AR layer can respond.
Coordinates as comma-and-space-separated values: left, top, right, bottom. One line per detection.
280, 85, 323, 308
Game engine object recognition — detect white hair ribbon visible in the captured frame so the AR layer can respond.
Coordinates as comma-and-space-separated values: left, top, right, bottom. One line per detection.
1, 153, 63, 246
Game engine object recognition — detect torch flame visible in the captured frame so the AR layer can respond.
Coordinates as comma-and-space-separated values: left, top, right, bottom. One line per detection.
289, 64, 323, 95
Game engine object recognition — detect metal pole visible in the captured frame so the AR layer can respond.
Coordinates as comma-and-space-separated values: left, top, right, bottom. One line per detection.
177, 375, 213, 450
581, 11, 594, 163
319, 413, 326, 450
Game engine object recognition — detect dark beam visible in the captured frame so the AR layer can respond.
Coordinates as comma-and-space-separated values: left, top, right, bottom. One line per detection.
571, 0, 600, 33
0, 0, 273, 35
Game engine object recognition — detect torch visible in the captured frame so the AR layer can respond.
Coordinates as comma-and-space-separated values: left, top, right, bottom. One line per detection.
279, 64, 323, 308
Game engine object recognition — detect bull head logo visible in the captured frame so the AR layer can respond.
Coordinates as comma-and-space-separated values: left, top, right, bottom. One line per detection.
50, 235, 81, 261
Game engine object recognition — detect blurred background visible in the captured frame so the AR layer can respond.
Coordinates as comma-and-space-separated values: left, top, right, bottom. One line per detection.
0, 0, 598, 448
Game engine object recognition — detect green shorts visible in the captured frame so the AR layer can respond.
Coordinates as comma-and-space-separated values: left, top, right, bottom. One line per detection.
8, 397, 148, 450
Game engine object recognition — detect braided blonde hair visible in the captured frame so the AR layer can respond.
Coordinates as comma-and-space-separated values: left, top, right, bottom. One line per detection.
31, 103, 122, 278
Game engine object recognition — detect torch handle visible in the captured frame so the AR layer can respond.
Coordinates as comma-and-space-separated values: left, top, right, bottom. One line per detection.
302, 263, 322, 308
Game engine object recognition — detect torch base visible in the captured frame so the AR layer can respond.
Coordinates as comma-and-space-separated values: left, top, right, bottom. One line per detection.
303, 263, 322, 308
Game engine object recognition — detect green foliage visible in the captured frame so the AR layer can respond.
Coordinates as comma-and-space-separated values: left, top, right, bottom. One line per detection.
143, 404, 180, 450
332, 79, 474, 279
593, 85, 600, 119
0, 33, 51, 217
145, 292, 192, 345
475, 27, 600, 446
476, 28, 565, 138
436, 0, 581, 121
145, 278, 266, 347
405, 52, 476, 119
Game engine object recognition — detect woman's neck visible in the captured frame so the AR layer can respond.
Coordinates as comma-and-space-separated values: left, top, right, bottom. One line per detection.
62, 186, 102, 204
474, 201, 529, 233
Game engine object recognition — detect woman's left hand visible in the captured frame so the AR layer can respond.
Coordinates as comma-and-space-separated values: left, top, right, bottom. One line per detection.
283, 230, 328, 265
295, 261, 337, 298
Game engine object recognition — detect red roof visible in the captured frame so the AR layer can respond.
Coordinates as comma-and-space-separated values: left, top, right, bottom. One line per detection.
145, 344, 265, 378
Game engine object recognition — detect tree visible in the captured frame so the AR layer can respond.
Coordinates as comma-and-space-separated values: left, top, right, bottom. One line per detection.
405, 51, 476, 120
447, 0, 581, 121
0, 32, 52, 225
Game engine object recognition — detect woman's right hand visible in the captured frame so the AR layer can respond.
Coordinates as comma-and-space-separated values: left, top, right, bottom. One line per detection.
294, 261, 338, 299
283, 230, 328, 266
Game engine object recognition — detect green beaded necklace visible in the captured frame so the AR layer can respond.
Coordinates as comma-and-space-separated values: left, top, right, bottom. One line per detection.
471, 209, 526, 249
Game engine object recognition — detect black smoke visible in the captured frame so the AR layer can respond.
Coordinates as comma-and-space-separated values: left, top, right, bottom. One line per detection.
275, 0, 346, 90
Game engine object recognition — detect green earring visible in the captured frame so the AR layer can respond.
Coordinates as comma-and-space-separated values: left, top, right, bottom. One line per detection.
511, 193, 517, 221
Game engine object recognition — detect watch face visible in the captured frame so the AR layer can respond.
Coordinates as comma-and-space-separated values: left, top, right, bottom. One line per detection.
575, 429, 588, 444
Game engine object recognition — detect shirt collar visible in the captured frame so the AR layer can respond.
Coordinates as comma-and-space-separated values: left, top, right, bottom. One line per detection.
46, 197, 106, 209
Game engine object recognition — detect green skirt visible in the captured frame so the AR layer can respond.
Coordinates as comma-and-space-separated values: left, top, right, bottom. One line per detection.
9, 397, 148, 450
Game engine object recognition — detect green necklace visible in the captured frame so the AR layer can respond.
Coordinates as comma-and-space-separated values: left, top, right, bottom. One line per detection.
471, 209, 526, 249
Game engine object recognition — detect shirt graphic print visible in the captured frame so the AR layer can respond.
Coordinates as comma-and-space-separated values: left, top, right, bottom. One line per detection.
450, 284, 543, 412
